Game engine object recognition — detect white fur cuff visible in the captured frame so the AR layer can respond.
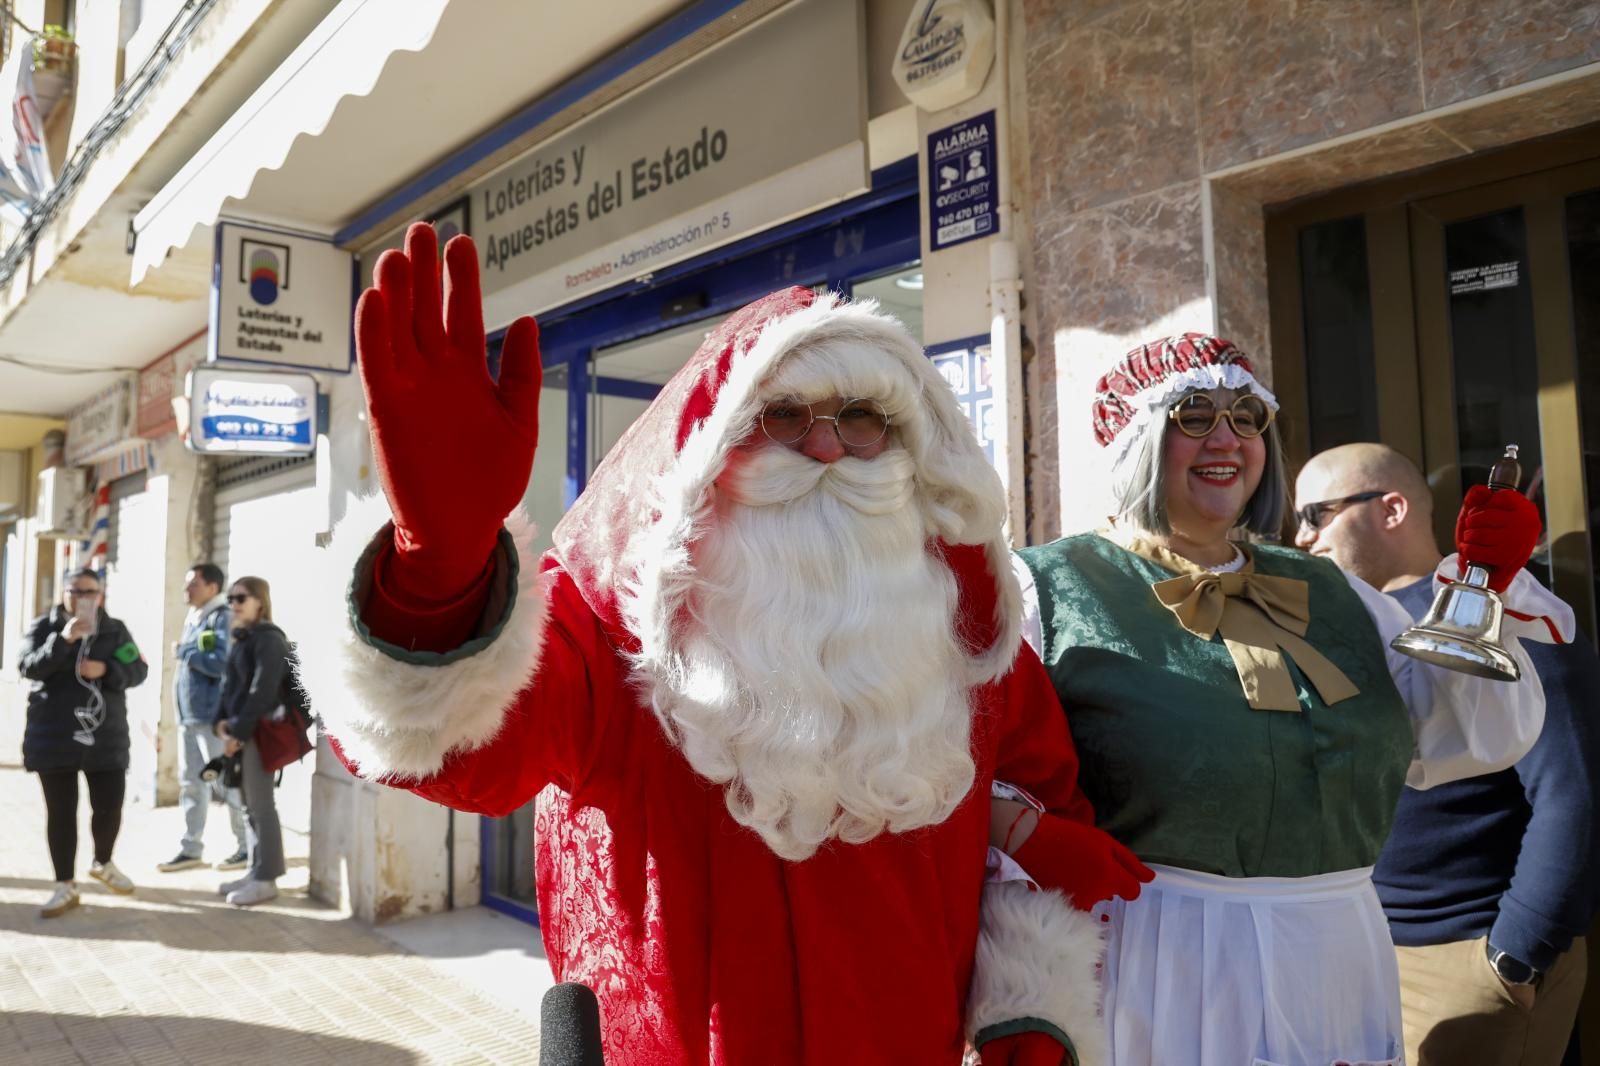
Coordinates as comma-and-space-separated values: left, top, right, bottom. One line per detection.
295, 493, 549, 782
967, 882, 1108, 1066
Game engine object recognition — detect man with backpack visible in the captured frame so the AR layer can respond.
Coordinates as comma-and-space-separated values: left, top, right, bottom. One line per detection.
158, 564, 249, 874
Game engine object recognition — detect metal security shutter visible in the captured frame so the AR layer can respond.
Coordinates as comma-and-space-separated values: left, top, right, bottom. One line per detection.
104, 470, 148, 569
210, 456, 314, 583
104, 471, 165, 806
209, 454, 319, 837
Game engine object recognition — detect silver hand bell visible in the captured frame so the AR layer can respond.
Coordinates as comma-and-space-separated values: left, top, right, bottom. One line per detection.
1390, 445, 1524, 681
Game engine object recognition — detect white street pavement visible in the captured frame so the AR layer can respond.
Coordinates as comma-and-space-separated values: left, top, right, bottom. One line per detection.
0, 762, 552, 1065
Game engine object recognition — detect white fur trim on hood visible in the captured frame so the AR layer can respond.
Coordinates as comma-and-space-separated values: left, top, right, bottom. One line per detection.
967, 881, 1108, 1066
618, 293, 1021, 696
294, 492, 550, 782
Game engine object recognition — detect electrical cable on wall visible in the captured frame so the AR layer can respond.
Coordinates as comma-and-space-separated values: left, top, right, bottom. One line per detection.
0, 353, 142, 374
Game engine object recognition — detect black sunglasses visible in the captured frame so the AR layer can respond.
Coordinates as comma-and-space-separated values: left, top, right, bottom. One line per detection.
1295, 491, 1387, 531
227, 593, 252, 604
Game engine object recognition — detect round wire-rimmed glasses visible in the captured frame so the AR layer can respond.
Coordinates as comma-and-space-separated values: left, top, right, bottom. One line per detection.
759, 397, 890, 448
1167, 392, 1274, 439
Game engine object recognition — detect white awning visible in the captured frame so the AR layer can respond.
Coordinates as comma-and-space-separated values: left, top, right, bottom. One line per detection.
130, 0, 450, 285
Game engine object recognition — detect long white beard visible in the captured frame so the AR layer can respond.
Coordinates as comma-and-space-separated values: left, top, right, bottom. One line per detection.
651, 444, 977, 861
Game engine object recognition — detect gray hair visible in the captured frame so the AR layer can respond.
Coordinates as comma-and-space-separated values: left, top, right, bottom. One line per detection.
1114, 418, 1288, 537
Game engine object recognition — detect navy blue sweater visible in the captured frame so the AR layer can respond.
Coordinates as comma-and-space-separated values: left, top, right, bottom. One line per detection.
1373, 576, 1600, 971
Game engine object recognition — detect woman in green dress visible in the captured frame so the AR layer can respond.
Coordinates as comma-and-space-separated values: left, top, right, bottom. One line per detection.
976, 334, 1570, 1066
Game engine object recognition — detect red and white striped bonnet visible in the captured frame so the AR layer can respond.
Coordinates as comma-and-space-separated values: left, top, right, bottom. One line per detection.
1091, 333, 1278, 469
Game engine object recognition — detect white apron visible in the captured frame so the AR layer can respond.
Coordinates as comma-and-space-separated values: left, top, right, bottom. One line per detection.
1098, 864, 1404, 1066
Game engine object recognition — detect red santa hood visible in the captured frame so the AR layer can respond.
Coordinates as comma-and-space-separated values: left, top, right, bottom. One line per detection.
550, 285, 1020, 684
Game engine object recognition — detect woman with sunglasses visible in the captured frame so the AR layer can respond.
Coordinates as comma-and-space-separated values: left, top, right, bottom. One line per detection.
978, 334, 1569, 1066
213, 576, 291, 907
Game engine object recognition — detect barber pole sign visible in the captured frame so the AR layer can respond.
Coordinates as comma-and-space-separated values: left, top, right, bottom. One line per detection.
82, 484, 110, 573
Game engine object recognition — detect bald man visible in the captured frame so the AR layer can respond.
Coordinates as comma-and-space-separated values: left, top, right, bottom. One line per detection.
1296, 443, 1600, 1066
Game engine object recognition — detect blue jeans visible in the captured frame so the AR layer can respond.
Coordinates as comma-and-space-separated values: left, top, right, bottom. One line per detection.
177, 720, 246, 857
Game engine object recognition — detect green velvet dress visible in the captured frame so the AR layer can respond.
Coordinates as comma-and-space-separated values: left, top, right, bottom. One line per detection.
1016, 533, 1416, 878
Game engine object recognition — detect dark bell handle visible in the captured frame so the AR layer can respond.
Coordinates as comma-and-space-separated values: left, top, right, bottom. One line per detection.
1487, 444, 1521, 493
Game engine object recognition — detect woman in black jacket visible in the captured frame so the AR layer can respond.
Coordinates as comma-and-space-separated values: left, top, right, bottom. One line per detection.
215, 575, 291, 906
19, 569, 148, 917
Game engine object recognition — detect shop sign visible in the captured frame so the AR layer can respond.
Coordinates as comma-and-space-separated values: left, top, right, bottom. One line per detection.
1449, 260, 1519, 295
429, 0, 867, 326
892, 0, 996, 112
137, 350, 179, 438
930, 342, 995, 464
186, 367, 318, 456
927, 110, 997, 251
65, 379, 135, 465
212, 221, 354, 371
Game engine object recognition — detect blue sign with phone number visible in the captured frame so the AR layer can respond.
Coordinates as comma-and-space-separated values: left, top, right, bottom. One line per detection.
200, 415, 312, 444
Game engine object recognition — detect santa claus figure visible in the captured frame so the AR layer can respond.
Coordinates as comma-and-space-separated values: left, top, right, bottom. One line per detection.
300, 224, 1146, 1064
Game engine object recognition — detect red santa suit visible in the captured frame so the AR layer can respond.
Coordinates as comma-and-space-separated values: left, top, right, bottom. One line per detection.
301, 286, 1107, 1064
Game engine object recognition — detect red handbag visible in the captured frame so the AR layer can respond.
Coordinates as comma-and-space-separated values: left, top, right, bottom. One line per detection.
254, 649, 315, 773
254, 704, 313, 773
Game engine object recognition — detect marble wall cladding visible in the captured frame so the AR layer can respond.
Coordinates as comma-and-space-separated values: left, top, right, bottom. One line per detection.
1034, 183, 1208, 339
1214, 119, 1471, 205
1433, 70, 1600, 150
1021, 0, 1145, 38
1208, 183, 1272, 380
1418, 0, 1600, 108
1191, 0, 1423, 172
1025, 0, 1201, 215
1023, 301, 1061, 545
1033, 184, 1211, 535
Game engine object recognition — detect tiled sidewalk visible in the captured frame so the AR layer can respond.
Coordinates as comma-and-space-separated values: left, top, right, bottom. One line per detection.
0, 764, 543, 1065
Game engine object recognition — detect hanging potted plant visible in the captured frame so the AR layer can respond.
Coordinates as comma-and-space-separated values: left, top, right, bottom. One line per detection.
32, 25, 76, 76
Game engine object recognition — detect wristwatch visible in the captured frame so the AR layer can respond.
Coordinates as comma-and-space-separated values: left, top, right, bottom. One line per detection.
1486, 942, 1544, 988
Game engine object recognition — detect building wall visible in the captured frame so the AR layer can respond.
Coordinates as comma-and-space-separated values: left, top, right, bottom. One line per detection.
0, 431, 70, 757
1020, 0, 1600, 536
119, 432, 205, 807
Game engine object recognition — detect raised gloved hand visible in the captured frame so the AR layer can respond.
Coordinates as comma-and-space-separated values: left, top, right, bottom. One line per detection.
978, 1032, 1076, 1066
356, 222, 542, 604
1012, 810, 1153, 911
1455, 484, 1541, 593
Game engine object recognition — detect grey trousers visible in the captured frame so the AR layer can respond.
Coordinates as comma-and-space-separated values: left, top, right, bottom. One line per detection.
177, 721, 246, 857
239, 740, 286, 882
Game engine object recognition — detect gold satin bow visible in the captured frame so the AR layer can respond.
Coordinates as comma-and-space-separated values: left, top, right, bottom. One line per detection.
1145, 554, 1361, 713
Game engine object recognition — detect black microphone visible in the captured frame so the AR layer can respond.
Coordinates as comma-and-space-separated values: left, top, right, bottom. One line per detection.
540, 982, 604, 1066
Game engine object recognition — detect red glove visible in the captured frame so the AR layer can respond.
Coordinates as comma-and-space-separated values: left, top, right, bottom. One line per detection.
1454, 484, 1541, 593
356, 223, 542, 606
979, 1032, 1075, 1066
1013, 811, 1153, 911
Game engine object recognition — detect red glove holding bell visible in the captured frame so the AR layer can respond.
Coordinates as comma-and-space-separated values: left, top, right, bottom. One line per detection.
356, 223, 542, 611
1454, 484, 1541, 593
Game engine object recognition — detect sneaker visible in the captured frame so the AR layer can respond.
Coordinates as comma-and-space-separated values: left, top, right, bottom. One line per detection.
226, 879, 278, 907
156, 851, 205, 872
40, 882, 79, 918
89, 860, 135, 895
213, 848, 249, 871
219, 874, 253, 897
